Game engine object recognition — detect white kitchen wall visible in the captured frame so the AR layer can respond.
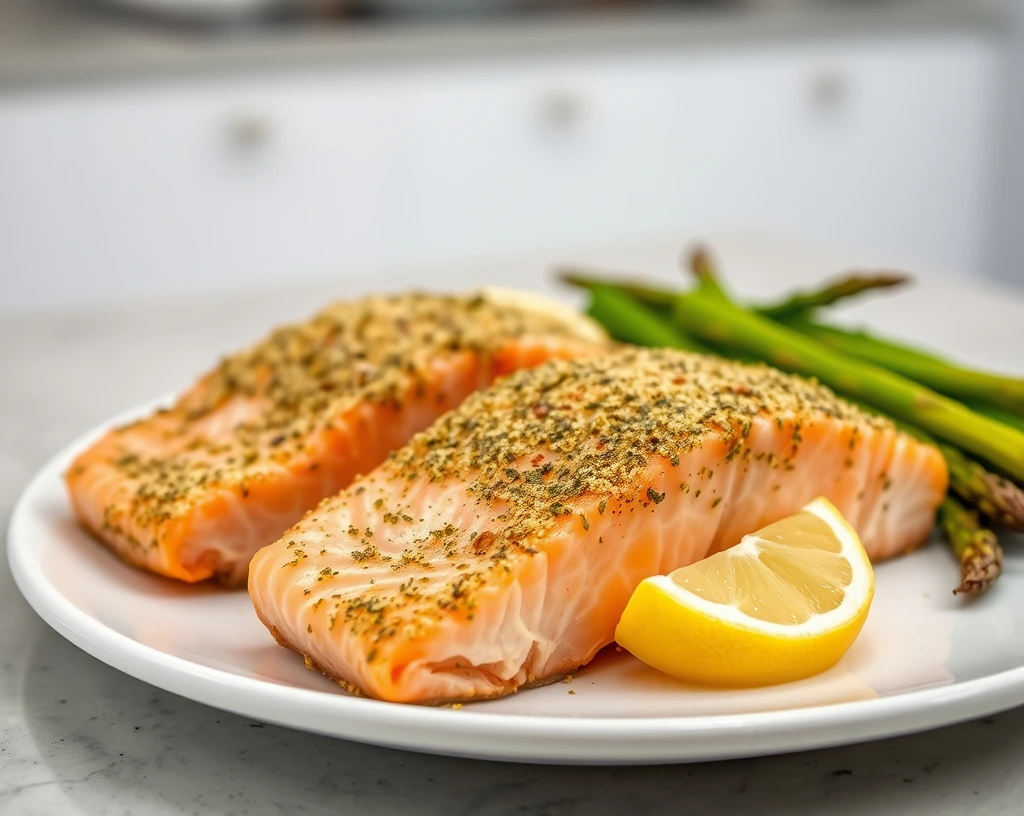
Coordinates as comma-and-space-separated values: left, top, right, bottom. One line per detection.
0, 30, 999, 314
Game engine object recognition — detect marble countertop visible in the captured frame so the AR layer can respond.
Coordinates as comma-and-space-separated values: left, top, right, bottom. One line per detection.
0, 0, 1006, 89
4, 236, 1024, 814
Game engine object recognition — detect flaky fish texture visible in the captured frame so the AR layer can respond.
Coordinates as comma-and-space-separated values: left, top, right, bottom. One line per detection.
249, 348, 948, 704
66, 292, 606, 585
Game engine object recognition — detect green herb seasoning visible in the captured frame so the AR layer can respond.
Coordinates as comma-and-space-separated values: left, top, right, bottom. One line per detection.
319, 348, 882, 645
97, 292, 595, 559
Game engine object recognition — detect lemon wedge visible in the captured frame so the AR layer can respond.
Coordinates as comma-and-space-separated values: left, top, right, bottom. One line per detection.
614, 497, 874, 687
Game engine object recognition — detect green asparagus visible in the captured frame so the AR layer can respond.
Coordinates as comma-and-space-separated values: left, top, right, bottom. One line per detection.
686, 247, 729, 301
782, 317, 1024, 415
938, 497, 1004, 595
560, 271, 676, 311
970, 404, 1024, 434
757, 272, 909, 319
941, 443, 1024, 531
579, 282, 709, 352
672, 289, 1024, 483
563, 268, 910, 323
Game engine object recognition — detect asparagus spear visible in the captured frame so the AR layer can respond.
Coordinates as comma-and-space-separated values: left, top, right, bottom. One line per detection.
560, 271, 676, 311
561, 270, 906, 319
941, 444, 1024, 531
938, 497, 1004, 595
832, 399, 1024, 531
758, 272, 909, 319
970, 404, 1024, 434
686, 247, 729, 300
783, 317, 1024, 415
672, 289, 1024, 483
579, 282, 710, 352
684, 247, 910, 318
572, 261, 1023, 415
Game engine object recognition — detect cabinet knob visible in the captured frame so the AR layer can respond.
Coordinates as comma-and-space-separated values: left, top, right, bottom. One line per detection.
225, 112, 272, 152
539, 90, 585, 131
808, 70, 849, 114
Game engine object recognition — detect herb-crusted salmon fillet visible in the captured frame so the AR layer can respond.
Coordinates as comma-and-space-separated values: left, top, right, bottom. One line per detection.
65, 291, 607, 586
248, 348, 948, 703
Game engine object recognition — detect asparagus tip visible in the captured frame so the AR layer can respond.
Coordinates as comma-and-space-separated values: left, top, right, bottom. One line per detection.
684, 244, 715, 280
838, 270, 913, 290
555, 267, 604, 290
953, 533, 1004, 595
981, 471, 1024, 532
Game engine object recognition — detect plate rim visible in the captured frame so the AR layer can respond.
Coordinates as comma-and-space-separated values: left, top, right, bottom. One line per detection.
10, 405, 1024, 765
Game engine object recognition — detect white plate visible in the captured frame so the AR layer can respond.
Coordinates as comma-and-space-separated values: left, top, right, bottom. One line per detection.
9, 403, 1024, 765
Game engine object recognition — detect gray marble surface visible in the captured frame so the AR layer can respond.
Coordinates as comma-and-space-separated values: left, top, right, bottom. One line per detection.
4, 246, 1024, 815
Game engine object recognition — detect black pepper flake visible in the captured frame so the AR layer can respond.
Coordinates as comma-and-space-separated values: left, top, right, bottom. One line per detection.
647, 487, 666, 505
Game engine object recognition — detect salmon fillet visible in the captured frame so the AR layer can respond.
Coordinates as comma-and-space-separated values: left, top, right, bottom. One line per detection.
249, 348, 948, 704
65, 291, 607, 586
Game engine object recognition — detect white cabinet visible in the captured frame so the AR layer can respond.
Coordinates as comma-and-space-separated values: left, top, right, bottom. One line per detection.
401, 35, 997, 273
0, 73, 416, 309
401, 57, 694, 257
0, 31, 998, 313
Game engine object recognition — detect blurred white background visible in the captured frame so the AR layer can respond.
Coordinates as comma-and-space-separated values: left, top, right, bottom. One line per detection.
0, 0, 1020, 314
